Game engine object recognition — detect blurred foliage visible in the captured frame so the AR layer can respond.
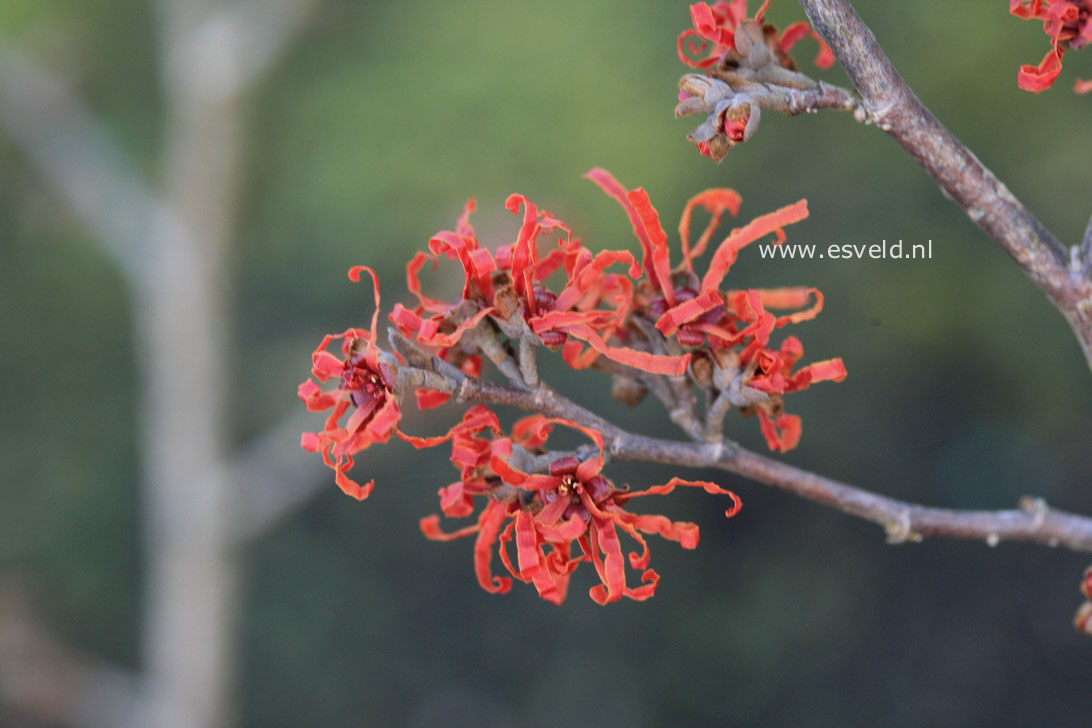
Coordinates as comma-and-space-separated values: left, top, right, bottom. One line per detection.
1, 0, 1090, 725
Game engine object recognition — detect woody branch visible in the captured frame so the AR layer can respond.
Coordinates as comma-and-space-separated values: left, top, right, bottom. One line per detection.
389, 330, 1092, 555
796, 0, 1092, 370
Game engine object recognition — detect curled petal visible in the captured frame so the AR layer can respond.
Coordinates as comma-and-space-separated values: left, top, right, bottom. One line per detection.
779, 22, 836, 69
702, 199, 810, 292
628, 513, 701, 550
786, 357, 848, 391
753, 0, 771, 23
499, 415, 608, 487
298, 379, 339, 411
488, 439, 563, 490
536, 513, 588, 543
438, 481, 475, 518
313, 436, 356, 505
531, 309, 615, 334
690, 1, 735, 46
497, 520, 521, 582
398, 404, 501, 448
511, 415, 552, 449
331, 451, 373, 501
391, 303, 495, 349
564, 323, 692, 376
561, 338, 602, 369
1010, 1, 1047, 20
1018, 47, 1065, 92
679, 188, 743, 270
588, 519, 627, 605
347, 265, 382, 342
415, 388, 451, 410
515, 415, 606, 481
311, 350, 345, 382
779, 335, 804, 367
429, 230, 496, 302
655, 288, 723, 336
625, 569, 661, 601
620, 476, 742, 520
584, 168, 666, 293
677, 28, 720, 69
362, 396, 401, 443
535, 491, 573, 527
751, 287, 825, 326
536, 246, 571, 282
757, 409, 802, 452
474, 500, 513, 594
553, 249, 641, 311
419, 514, 480, 541
516, 510, 564, 604
456, 197, 477, 237
506, 193, 540, 307
405, 252, 447, 313
625, 188, 675, 301
601, 513, 653, 570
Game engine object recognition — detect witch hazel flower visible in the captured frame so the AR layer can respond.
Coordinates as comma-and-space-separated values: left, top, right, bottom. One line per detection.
1010, 0, 1091, 93
586, 168, 846, 452
297, 266, 480, 499
391, 191, 691, 389
297, 266, 402, 500
421, 414, 741, 604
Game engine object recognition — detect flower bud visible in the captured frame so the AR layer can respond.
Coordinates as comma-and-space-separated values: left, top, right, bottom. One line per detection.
611, 373, 648, 407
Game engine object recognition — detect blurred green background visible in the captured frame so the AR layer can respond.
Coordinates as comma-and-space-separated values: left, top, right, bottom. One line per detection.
1, 0, 1090, 726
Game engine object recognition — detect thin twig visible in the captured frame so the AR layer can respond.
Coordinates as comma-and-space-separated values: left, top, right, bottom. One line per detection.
463, 323, 527, 389
409, 365, 1092, 553
797, 0, 1092, 370
703, 391, 734, 441
518, 336, 539, 388
630, 316, 704, 439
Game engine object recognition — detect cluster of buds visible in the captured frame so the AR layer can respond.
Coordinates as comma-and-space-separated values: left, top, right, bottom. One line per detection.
1010, 0, 1091, 93
675, 1, 835, 160
298, 168, 845, 603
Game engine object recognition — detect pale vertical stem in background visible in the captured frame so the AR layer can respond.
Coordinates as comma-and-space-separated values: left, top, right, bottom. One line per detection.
139, 0, 321, 720
140, 1, 244, 725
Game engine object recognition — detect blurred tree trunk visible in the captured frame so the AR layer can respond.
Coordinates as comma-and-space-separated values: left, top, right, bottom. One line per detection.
0, 1, 319, 722
140, 2, 245, 726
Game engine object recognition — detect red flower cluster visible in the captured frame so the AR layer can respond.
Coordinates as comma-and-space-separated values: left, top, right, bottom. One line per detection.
1010, 0, 1091, 93
585, 168, 847, 451
677, 1, 834, 72
420, 411, 741, 604
298, 170, 845, 602
391, 191, 690, 394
